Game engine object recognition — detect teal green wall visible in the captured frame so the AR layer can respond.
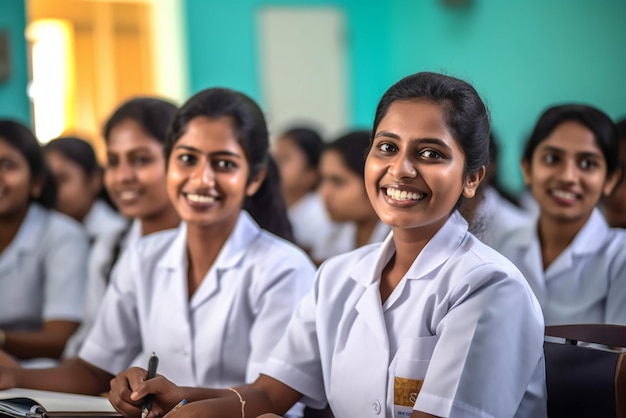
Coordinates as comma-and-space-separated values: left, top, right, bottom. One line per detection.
183, 0, 626, 192
0, 0, 30, 125
388, 0, 626, 191
184, 0, 392, 128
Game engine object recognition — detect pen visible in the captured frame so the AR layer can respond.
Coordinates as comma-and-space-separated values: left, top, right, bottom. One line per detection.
171, 399, 187, 413
141, 352, 159, 418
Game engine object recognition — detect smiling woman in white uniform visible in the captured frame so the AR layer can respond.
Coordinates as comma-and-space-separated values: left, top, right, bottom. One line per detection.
0, 90, 315, 415
61, 98, 181, 358
127, 72, 547, 418
0, 120, 88, 363
492, 105, 626, 326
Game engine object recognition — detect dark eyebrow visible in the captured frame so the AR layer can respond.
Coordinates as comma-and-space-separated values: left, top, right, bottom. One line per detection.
374, 131, 452, 151
540, 145, 603, 159
173, 144, 242, 158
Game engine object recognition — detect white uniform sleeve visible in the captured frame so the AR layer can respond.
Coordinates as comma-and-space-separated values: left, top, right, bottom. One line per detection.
415, 264, 546, 418
78, 246, 142, 375
42, 218, 89, 322
245, 253, 315, 383
262, 269, 327, 410
605, 233, 626, 325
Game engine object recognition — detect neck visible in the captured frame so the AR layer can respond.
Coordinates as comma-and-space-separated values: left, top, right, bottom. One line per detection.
0, 204, 31, 254
537, 211, 591, 270
284, 188, 309, 208
355, 214, 380, 248
140, 205, 180, 236
185, 214, 239, 297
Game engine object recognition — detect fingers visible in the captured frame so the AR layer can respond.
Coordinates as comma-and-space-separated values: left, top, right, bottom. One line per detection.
131, 374, 169, 400
109, 368, 146, 418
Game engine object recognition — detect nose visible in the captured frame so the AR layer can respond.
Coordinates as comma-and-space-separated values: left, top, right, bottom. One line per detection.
558, 159, 578, 183
191, 162, 215, 187
388, 151, 417, 179
111, 160, 136, 183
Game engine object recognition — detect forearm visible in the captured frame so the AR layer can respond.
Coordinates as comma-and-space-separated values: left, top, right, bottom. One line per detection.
13, 358, 113, 395
2, 321, 79, 359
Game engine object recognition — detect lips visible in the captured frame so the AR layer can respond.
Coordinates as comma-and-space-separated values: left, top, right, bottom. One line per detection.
185, 193, 217, 204
115, 189, 142, 203
385, 187, 425, 201
549, 188, 579, 204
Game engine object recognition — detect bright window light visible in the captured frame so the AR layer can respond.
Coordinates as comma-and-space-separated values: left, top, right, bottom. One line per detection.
26, 19, 75, 143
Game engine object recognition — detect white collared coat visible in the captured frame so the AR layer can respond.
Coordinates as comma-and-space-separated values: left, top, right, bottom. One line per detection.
79, 211, 315, 387
264, 212, 547, 418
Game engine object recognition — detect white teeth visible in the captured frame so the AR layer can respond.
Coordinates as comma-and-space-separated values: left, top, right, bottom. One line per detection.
551, 190, 577, 200
386, 188, 424, 201
186, 193, 216, 203
118, 190, 140, 201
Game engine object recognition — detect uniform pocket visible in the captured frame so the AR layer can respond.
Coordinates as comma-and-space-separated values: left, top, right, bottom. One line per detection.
393, 335, 439, 409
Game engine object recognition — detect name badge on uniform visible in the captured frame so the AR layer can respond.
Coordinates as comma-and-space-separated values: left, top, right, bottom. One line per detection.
394, 376, 423, 417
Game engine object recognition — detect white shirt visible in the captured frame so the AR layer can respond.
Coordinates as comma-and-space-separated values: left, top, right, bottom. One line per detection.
264, 212, 547, 418
82, 199, 127, 245
493, 208, 626, 326
314, 220, 390, 261
472, 186, 533, 247
63, 219, 142, 358
79, 211, 315, 388
0, 204, 88, 330
288, 192, 338, 258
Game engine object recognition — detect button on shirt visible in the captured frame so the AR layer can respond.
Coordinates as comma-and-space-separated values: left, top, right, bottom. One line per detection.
79, 211, 315, 387
264, 212, 547, 418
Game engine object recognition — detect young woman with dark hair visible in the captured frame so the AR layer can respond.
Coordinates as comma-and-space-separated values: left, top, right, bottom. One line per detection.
0, 120, 88, 364
115, 72, 546, 418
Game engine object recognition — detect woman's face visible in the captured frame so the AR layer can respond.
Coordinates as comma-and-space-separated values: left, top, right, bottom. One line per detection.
0, 139, 37, 218
45, 150, 99, 222
104, 118, 171, 221
272, 136, 318, 201
365, 100, 482, 236
522, 120, 618, 225
318, 149, 372, 223
166, 116, 263, 229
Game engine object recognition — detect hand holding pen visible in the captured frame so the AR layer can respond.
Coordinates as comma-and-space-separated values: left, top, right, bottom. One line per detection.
141, 352, 159, 418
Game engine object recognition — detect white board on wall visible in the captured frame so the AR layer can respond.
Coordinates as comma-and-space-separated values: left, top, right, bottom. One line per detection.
257, 7, 348, 141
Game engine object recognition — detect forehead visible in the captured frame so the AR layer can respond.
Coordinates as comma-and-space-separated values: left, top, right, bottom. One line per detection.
377, 100, 454, 138
538, 121, 602, 154
0, 138, 27, 159
320, 150, 357, 176
107, 119, 163, 153
177, 116, 244, 153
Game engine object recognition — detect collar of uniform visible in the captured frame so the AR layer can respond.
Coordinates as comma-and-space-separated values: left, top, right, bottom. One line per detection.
349, 211, 469, 285
12, 203, 47, 253
157, 210, 262, 271
567, 208, 610, 255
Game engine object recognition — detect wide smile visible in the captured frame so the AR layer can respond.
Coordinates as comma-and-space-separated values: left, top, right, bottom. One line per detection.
548, 188, 580, 205
183, 191, 220, 208
382, 186, 426, 206
115, 189, 143, 203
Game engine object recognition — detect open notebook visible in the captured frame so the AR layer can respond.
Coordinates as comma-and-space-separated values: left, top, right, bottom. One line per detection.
0, 389, 121, 418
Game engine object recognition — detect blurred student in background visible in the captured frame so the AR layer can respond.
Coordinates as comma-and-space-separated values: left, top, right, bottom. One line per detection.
272, 126, 336, 261
43, 136, 127, 246
0, 89, 314, 418
0, 120, 88, 365
315, 130, 389, 263
62, 97, 181, 357
601, 118, 626, 228
493, 104, 626, 325
459, 133, 531, 247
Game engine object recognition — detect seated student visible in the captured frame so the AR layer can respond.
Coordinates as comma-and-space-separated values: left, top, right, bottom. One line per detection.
0, 120, 88, 364
112, 72, 547, 418
62, 97, 181, 358
0, 89, 316, 415
43, 136, 127, 246
493, 104, 626, 325
459, 133, 532, 247
272, 127, 337, 261
601, 118, 626, 228
314, 130, 389, 263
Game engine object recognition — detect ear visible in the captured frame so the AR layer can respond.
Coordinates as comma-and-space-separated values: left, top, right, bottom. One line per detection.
461, 165, 486, 199
245, 167, 267, 197
602, 167, 622, 197
521, 159, 532, 187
